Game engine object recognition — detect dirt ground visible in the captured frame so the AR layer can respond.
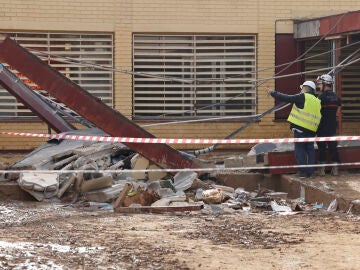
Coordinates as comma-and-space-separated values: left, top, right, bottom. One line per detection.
0, 201, 359, 270
1, 152, 360, 269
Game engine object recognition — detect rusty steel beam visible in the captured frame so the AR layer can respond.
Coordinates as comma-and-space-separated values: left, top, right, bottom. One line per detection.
294, 10, 360, 39
0, 34, 205, 170
0, 64, 76, 133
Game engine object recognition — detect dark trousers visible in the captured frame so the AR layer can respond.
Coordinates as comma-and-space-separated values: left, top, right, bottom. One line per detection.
317, 140, 340, 163
293, 130, 315, 175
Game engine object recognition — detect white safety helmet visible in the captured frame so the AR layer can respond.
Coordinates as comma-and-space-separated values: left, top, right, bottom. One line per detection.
301, 81, 316, 91
316, 74, 333, 85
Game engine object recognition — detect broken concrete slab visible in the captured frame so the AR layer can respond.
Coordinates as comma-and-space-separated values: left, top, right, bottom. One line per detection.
130, 154, 149, 180
147, 164, 167, 181
83, 182, 125, 203
150, 192, 189, 207
57, 174, 76, 198
224, 156, 243, 168
80, 175, 112, 193
173, 171, 198, 191
10, 128, 109, 170
158, 188, 186, 199
10, 128, 131, 171
18, 172, 59, 201
242, 155, 264, 168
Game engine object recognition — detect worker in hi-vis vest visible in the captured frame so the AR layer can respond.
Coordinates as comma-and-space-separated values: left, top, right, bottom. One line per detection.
267, 81, 321, 178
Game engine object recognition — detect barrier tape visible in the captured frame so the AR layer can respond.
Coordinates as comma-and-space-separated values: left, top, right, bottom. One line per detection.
0, 162, 359, 175
2, 132, 360, 144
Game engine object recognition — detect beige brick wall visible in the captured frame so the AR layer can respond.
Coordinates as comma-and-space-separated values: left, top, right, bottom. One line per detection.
0, 0, 359, 151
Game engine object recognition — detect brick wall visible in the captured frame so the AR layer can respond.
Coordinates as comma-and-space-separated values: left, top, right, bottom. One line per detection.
0, 0, 359, 151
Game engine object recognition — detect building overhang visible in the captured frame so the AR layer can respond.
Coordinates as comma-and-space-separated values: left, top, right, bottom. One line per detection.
294, 10, 360, 39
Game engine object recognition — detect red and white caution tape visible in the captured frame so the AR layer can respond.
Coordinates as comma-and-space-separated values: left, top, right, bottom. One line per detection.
2, 131, 360, 144
1, 132, 359, 144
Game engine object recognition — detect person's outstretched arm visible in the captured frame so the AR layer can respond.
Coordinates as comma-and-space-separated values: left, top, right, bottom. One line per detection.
267, 89, 305, 108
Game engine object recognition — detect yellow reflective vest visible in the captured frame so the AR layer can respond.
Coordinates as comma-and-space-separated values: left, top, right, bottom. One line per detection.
287, 93, 321, 132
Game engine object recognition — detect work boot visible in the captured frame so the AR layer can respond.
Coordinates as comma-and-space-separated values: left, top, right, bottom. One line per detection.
317, 166, 325, 176
294, 172, 307, 178
331, 164, 339, 176
306, 173, 316, 179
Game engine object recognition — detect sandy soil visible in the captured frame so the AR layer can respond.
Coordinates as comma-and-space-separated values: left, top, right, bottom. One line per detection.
0, 201, 359, 270
1, 152, 360, 269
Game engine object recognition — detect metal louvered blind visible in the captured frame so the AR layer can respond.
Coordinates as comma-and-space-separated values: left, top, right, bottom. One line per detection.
133, 34, 257, 119
303, 37, 360, 121
303, 40, 329, 81
0, 32, 113, 118
341, 37, 360, 120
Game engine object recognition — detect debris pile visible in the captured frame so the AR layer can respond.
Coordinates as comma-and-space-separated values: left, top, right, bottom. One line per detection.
3, 144, 334, 215
0, 129, 348, 215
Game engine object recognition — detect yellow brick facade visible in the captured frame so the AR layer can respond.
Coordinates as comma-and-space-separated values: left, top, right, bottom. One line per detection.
0, 0, 359, 151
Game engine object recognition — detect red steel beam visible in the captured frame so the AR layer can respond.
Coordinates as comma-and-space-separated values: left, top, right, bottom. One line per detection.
0, 34, 205, 170
0, 64, 76, 133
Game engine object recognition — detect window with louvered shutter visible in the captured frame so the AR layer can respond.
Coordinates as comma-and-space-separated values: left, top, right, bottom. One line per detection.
0, 32, 113, 118
303, 40, 330, 81
340, 36, 360, 121
133, 34, 257, 119
303, 37, 360, 121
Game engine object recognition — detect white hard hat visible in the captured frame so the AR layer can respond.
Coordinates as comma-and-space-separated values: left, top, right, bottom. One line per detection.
316, 74, 333, 85
301, 81, 316, 91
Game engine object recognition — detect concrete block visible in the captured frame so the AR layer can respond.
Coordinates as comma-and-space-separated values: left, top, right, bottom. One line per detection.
242, 155, 259, 167
131, 154, 149, 180
80, 175, 113, 193
84, 183, 125, 203
148, 164, 167, 181
224, 156, 243, 168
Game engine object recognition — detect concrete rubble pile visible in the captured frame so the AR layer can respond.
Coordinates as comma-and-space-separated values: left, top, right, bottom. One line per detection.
1, 128, 349, 214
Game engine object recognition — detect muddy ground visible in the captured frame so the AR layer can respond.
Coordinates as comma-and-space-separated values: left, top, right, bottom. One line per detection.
0, 201, 359, 270
1, 153, 360, 269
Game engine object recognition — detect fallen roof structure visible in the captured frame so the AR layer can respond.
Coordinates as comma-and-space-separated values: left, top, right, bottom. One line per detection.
0, 34, 207, 170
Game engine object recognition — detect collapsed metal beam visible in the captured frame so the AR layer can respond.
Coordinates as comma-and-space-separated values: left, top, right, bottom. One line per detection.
0, 34, 204, 170
0, 64, 76, 132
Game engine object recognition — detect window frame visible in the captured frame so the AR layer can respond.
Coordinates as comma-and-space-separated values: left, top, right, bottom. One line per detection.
132, 34, 257, 120
0, 31, 114, 120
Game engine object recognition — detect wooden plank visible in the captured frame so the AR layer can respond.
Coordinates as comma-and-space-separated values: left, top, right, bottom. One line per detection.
112, 182, 132, 209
